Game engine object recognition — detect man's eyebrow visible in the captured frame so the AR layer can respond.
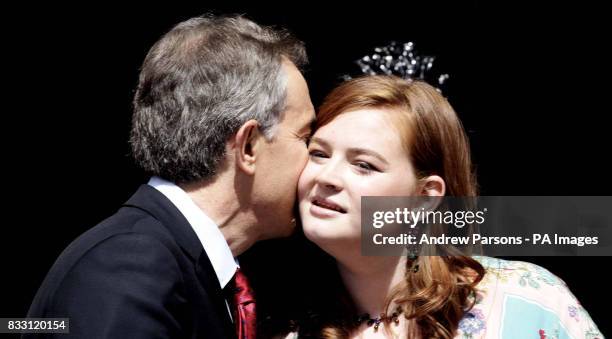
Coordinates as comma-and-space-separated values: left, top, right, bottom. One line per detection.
300, 116, 317, 133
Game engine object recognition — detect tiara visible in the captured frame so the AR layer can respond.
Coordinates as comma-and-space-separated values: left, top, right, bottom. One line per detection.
343, 41, 449, 92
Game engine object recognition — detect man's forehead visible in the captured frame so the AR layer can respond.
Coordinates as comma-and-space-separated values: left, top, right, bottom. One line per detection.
281, 105, 315, 130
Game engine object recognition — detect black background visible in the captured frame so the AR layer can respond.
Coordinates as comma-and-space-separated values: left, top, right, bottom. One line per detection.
2, 1, 610, 337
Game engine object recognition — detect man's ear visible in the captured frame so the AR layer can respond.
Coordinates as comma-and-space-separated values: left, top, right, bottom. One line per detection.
233, 120, 262, 175
418, 175, 446, 197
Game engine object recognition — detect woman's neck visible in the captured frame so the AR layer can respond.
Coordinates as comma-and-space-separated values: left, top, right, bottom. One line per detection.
337, 255, 407, 316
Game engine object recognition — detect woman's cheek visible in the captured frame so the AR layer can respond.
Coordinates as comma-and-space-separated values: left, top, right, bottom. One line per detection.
297, 162, 317, 198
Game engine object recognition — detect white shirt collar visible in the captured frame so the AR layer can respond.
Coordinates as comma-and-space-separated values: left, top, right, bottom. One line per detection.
148, 176, 238, 289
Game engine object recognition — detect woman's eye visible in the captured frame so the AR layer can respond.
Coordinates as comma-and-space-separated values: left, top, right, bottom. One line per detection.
309, 150, 328, 158
355, 161, 377, 172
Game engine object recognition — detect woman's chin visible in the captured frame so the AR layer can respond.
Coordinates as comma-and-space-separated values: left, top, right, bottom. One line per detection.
302, 224, 357, 251
302, 223, 326, 243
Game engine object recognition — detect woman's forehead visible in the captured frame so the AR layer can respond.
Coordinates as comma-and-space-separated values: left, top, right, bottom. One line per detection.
314, 109, 409, 154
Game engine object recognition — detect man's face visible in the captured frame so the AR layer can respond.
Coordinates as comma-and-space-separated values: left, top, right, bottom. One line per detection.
253, 60, 315, 238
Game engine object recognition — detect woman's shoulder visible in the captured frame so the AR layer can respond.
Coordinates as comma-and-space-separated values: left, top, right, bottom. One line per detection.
473, 256, 567, 287
472, 255, 580, 308
465, 256, 603, 338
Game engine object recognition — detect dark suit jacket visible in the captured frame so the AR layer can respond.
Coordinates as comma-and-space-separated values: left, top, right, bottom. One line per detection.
25, 185, 237, 339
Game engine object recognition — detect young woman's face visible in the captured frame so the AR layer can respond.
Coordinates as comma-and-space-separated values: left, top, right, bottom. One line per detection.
298, 109, 420, 252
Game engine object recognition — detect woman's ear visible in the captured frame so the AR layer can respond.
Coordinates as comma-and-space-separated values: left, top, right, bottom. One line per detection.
233, 119, 261, 175
415, 175, 446, 212
419, 175, 446, 197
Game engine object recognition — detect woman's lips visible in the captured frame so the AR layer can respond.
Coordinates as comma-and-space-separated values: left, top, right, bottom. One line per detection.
309, 197, 347, 218
310, 203, 342, 218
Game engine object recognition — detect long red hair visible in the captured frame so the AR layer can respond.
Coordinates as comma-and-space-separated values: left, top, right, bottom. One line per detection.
314, 75, 485, 338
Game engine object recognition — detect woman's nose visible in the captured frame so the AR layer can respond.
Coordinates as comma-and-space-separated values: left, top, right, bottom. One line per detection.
314, 160, 344, 192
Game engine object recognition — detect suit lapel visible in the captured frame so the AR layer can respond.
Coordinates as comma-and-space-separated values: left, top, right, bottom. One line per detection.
196, 251, 237, 338
123, 185, 237, 338
123, 185, 203, 260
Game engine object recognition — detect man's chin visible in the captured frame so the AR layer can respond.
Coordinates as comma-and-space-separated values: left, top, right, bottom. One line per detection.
263, 217, 297, 239
277, 220, 298, 238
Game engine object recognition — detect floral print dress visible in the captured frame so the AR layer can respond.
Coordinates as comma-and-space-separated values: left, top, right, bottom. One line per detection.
457, 256, 604, 339
282, 256, 605, 338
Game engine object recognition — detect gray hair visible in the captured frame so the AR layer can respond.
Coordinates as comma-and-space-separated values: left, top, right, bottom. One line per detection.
130, 14, 307, 184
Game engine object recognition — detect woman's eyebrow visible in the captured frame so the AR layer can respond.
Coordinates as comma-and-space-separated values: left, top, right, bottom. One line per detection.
347, 148, 389, 165
310, 137, 389, 165
309, 136, 330, 147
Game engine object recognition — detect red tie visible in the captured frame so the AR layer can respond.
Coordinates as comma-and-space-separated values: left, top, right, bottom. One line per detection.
229, 268, 256, 339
